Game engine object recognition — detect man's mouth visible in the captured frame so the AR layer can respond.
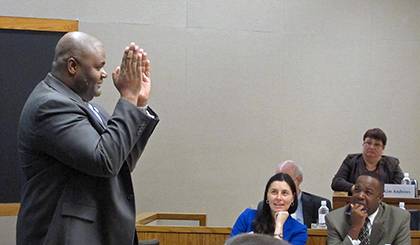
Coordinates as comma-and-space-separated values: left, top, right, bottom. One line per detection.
352, 200, 367, 211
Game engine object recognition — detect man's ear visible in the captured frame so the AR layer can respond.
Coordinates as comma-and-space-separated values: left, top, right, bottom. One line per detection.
378, 192, 384, 202
296, 175, 303, 186
67, 57, 78, 75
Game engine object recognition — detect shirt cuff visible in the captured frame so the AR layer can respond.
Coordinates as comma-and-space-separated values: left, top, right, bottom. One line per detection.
138, 105, 154, 118
347, 235, 361, 245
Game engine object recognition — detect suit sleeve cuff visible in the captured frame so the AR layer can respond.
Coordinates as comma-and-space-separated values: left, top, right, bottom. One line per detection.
138, 104, 155, 119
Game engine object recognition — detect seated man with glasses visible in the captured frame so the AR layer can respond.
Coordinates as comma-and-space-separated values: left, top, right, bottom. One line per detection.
331, 128, 404, 193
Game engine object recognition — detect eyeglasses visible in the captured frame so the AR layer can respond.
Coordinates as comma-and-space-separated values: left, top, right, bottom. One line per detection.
363, 141, 383, 149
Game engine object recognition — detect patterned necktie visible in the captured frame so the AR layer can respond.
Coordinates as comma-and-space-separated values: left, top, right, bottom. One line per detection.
358, 218, 370, 245
88, 103, 104, 126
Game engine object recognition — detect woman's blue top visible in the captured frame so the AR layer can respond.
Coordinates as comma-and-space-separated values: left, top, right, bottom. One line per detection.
230, 208, 307, 245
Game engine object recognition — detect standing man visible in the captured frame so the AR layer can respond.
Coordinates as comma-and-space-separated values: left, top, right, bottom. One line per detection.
326, 175, 411, 245
16, 32, 159, 245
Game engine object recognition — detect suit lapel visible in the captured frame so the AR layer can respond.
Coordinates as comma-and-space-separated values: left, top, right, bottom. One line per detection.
85, 105, 106, 131
370, 204, 385, 244
89, 104, 110, 132
301, 192, 312, 227
44, 73, 106, 131
341, 205, 353, 240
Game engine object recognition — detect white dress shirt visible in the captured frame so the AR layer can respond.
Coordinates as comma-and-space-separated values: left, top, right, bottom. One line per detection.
347, 207, 379, 245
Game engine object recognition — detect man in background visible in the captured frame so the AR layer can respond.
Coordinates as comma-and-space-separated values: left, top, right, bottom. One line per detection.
16, 32, 159, 245
258, 160, 332, 228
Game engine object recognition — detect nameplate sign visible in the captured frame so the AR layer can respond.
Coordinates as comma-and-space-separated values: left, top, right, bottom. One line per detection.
384, 184, 416, 198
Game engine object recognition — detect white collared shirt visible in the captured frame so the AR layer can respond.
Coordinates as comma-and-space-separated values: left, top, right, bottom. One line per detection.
291, 192, 304, 225
347, 208, 379, 245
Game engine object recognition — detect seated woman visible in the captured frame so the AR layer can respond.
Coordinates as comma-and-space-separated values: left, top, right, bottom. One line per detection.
230, 173, 307, 245
331, 128, 404, 193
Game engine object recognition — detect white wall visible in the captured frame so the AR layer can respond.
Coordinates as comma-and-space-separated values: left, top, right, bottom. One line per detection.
1, 0, 420, 244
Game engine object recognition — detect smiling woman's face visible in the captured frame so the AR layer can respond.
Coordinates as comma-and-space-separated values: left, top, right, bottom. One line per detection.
266, 180, 294, 214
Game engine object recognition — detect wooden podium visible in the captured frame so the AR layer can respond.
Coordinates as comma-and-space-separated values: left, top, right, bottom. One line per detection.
136, 212, 231, 245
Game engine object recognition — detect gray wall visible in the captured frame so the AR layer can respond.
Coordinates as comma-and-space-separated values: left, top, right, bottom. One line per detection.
2, 0, 420, 244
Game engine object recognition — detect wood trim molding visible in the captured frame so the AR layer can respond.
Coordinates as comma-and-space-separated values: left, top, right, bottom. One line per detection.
137, 212, 207, 226
0, 203, 20, 216
0, 16, 78, 32
137, 225, 231, 234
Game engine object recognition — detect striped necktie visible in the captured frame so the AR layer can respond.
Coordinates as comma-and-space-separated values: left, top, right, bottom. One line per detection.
358, 218, 370, 245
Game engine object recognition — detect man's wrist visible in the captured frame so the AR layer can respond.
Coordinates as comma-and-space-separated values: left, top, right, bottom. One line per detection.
137, 97, 148, 107
347, 226, 362, 240
138, 104, 148, 110
120, 94, 138, 106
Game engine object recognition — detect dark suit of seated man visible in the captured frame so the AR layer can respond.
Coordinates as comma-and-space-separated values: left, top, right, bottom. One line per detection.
258, 160, 332, 228
326, 174, 411, 245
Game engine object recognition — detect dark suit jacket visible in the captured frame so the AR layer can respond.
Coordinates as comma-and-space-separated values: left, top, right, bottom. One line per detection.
326, 202, 411, 245
16, 74, 159, 245
257, 191, 332, 228
331, 153, 404, 192
301, 192, 332, 228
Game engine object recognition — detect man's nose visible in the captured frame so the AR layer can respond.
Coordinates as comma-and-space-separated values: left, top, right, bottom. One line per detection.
101, 69, 108, 79
356, 191, 367, 200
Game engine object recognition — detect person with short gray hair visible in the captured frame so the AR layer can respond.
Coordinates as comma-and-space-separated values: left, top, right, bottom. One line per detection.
257, 160, 332, 228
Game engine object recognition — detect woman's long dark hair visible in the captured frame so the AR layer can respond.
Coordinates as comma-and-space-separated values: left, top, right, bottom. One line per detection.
253, 173, 298, 235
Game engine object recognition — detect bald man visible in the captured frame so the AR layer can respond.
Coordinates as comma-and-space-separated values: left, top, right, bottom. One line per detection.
16, 32, 159, 245
258, 160, 332, 228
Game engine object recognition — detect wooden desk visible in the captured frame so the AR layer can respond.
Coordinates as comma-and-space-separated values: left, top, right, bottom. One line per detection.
333, 194, 420, 210
307, 229, 328, 245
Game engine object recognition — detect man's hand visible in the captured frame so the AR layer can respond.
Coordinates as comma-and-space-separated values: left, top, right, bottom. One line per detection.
137, 51, 151, 107
112, 43, 151, 106
347, 203, 368, 239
